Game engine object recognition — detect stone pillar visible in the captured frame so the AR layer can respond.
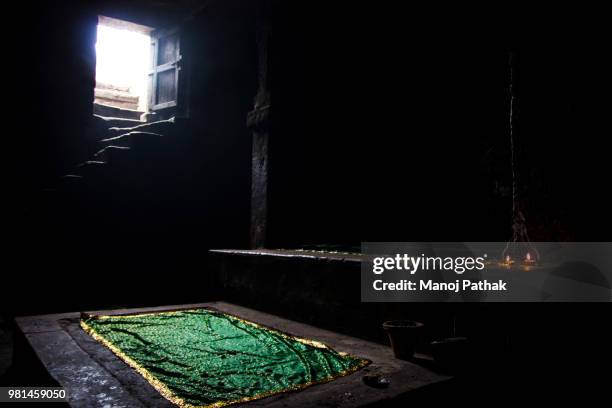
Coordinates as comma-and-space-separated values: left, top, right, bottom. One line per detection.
248, 0, 271, 248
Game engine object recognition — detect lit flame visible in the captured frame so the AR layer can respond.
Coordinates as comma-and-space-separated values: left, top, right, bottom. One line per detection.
506, 255, 511, 263
526, 252, 531, 261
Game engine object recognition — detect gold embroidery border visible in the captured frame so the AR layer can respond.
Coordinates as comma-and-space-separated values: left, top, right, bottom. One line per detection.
80, 308, 370, 408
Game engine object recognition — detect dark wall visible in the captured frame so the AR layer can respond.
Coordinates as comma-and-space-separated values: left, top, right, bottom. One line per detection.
13, 0, 257, 316
268, 2, 610, 247
516, 40, 610, 241
18, 1, 97, 193
177, 0, 257, 249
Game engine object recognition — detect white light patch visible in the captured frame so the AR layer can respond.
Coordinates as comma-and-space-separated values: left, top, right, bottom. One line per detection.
95, 24, 150, 111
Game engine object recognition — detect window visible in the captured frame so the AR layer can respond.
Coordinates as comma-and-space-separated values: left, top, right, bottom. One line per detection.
94, 15, 184, 120
94, 16, 153, 113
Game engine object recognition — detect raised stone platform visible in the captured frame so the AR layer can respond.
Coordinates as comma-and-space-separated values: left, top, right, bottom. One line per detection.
17, 302, 450, 407
209, 249, 459, 344
209, 249, 376, 341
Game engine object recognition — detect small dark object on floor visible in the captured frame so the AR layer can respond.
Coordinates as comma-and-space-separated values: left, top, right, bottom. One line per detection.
362, 374, 391, 389
383, 320, 424, 360
431, 337, 469, 372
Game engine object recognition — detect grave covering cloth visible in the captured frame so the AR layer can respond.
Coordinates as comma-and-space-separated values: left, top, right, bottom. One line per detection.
81, 308, 369, 408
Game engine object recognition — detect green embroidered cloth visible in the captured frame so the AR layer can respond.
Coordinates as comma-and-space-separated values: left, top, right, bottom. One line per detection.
81, 309, 368, 408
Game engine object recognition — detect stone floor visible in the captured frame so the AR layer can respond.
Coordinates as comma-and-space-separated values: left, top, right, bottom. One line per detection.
16, 302, 450, 407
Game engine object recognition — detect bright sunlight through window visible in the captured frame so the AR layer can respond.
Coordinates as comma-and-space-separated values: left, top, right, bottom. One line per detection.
95, 17, 151, 112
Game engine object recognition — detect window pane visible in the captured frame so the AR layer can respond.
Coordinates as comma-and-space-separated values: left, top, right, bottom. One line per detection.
157, 33, 178, 65
156, 69, 176, 104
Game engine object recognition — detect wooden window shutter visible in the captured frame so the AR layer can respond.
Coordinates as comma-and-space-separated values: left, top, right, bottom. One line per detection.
149, 28, 182, 111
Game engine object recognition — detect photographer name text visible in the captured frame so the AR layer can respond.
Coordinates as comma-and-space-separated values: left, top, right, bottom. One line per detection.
373, 279, 507, 292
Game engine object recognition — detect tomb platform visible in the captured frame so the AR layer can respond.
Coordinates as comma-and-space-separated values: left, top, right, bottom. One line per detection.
17, 302, 450, 407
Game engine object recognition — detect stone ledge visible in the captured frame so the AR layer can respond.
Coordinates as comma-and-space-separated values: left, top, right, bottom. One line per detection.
210, 248, 362, 263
